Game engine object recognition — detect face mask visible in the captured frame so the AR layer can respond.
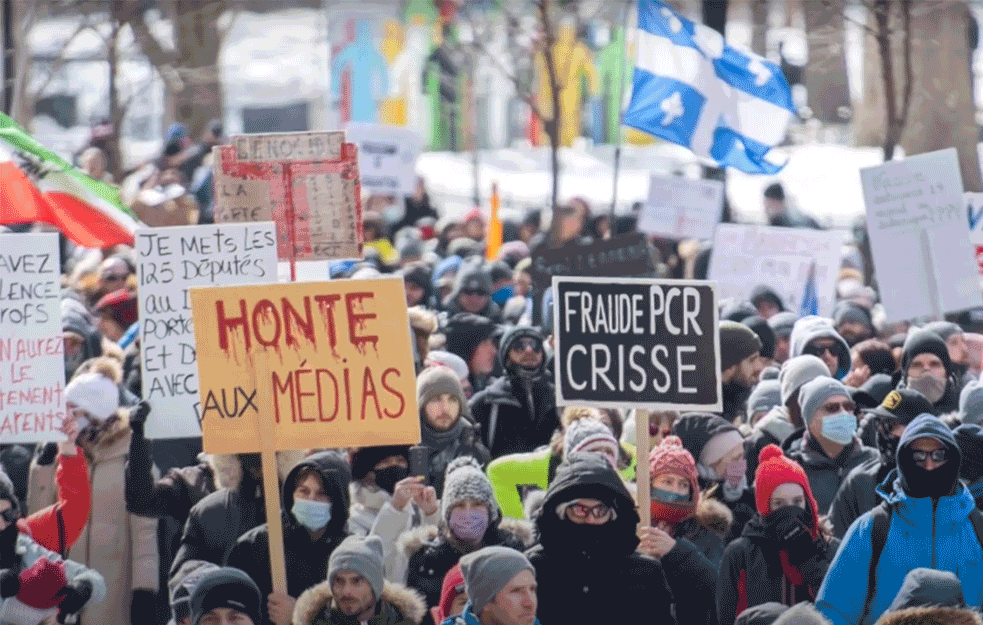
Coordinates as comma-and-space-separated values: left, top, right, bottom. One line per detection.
909, 374, 946, 405
724, 459, 747, 487
449, 508, 489, 544
821, 412, 857, 446
651, 487, 689, 503
292, 498, 332, 531
374, 466, 408, 495
492, 286, 514, 306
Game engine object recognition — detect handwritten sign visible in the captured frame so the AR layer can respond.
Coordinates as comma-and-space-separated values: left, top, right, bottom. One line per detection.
190, 277, 420, 453
639, 175, 724, 240
233, 131, 344, 162
966, 192, 983, 276
344, 123, 423, 195
530, 232, 656, 290
0, 234, 65, 442
135, 224, 278, 439
708, 224, 844, 317
861, 148, 982, 320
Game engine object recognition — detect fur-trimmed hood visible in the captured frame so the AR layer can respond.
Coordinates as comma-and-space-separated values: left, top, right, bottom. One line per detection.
293, 579, 427, 625
691, 492, 734, 536
398, 518, 535, 559
874, 606, 983, 625
206, 450, 306, 492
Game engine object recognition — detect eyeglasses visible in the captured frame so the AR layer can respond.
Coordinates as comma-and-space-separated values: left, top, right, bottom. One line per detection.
821, 401, 856, 414
101, 273, 127, 282
567, 502, 612, 520
806, 344, 838, 357
912, 449, 947, 464
512, 337, 541, 352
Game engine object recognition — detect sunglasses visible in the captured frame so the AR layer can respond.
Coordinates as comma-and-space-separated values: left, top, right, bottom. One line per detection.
567, 502, 613, 520
821, 400, 856, 414
911, 449, 947, 463
806, 344, 838, 357
512, 337, 541, 352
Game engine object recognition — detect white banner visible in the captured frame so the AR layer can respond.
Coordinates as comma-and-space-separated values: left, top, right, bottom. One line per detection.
638, 174, 724, 240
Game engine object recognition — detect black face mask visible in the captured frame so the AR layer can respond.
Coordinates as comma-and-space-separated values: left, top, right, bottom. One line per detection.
763, 505, 811, 543
899, 445, 960, 499
373, 466, 408, 494
556, 519, 621, 555
0, 520, 19, 565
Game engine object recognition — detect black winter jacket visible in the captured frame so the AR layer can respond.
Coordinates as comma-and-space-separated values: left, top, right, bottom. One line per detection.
828, 457, 893, 539
782, 429, 881, 515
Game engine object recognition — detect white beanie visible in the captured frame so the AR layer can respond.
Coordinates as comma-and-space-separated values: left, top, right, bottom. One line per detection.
65, 372, 119, 420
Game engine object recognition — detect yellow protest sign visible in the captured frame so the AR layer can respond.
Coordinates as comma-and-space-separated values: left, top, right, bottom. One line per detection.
190, 277, 420, 453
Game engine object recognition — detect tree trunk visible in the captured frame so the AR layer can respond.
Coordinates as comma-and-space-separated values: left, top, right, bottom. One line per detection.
804, 0, 851, 123
872, 0, 899, 160
171, 0, 224, 137
107, 19, 123, 180
539, 0, 561, 212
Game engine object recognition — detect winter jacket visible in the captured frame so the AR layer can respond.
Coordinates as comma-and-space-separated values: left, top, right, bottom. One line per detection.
815, 418, 983, 625
828, 458, 893, 539
526, 453, 677, 625
293, 578, 427, 625
125, 429, 215, 521
226, 452, 351, 623
487, 445, 637, 519
440, 603, 541, 625
420, 418, 490, 498
669, 497, 734, 571
745, 407, 797, 482
17, 450, 89, 555
717, 514, 839, 625
663, 535, 720, 625
701, 480, 758, 546
783, 429, 880, 515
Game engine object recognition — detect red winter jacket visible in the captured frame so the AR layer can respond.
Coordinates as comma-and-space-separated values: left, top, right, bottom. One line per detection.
16, 450, 90, 555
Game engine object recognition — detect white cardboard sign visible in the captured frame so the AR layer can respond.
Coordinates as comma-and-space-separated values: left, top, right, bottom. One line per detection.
136, 223, 278, 439
708, 224, 845, 317
639, 174, 724, 240
344, 122, 422, 195
861, 148, 982, 320
0, 233, 66, 443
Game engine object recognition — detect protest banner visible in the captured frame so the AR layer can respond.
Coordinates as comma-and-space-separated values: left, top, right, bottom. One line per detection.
135, 223, 278, 439
552, 276, 722, 411
861, 148, 982, 320
639, 174, 724, 240
708, 224, 844, 317
233, 131, 344, 162
344, 123, 423, 196
0, 233, 66, 442
530, 232, 656, 289
966, 192, 983, 276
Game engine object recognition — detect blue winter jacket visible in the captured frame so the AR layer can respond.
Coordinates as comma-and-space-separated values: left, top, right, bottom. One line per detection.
815, 415, 983, 625
441, 603, 541, 625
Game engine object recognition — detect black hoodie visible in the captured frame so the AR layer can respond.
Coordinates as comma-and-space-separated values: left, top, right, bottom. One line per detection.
526, 453, 677, 625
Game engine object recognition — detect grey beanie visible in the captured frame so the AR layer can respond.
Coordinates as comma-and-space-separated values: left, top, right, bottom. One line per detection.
747, 380, 782, 415
923, 321, 963, 342
328, 535, 385, 600
417, 366, 467, 418
562, 418, 617, 458
460, 546, 535, 615
960, 379, 983, 426
441, 456, 498, 524
767, 312, 798, 338
799, 376, 850, 426
779, 355, 832, 406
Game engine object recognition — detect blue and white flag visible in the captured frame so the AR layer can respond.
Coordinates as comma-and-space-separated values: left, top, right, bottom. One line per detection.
624, 0, 795, 174
800, 260, 820, 317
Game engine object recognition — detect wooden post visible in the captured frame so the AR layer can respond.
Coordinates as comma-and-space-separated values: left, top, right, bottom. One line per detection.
919, 229, 943, 321
255, 350, 288, 595
635, 408, 651, 528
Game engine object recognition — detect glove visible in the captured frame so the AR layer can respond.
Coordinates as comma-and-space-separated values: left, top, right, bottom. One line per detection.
0, 569, 19, 599
768, 505, 821, 565
130, 589, 157, 625
127, 401, 151, 434
56, 580, 93, 624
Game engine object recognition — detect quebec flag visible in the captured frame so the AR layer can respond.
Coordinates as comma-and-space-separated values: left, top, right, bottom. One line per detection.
624, 0, 795, 174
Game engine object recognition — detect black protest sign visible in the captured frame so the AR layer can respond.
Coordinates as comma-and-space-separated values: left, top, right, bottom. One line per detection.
553, 277, 721, 409
530, 232, 655, 289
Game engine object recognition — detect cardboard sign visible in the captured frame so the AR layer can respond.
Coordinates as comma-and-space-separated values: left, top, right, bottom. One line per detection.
135, 224, 279, 439
190, 277, 420, 454
861, 148, 982, 320
552, 277, 722, 410
966, 192, 983, 276
639, 175, 724, 240
708, 224, 844, 317
344, 123, 423, 196
0, 234, 66, 442
530, 232, 656, 289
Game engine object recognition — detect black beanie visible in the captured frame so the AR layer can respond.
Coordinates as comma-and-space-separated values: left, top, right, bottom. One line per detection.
189, 567, 263, 625
444, 313, 496, 362
350, 445, 411, 481
742, 315, 775, 360
901, 329, 952, 377
0, 466, 18, 519
955, 424, 983, 484
720, 320, 763, 370
673, 413, 739, 464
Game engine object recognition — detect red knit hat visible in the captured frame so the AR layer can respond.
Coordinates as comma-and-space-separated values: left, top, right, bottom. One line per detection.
432, 563, 465, 624
754, 445, 820, 537
0, 559, 67, 625
649, 436, 700, 503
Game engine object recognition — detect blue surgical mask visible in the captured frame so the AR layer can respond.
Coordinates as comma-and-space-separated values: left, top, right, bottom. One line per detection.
492, 285, 514, 306
821, 412, 857, 446
651, 487, 689, 503
292, 498, 332, 531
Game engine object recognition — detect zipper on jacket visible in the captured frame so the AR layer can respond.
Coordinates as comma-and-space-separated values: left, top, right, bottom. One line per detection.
931, 498, 938, 568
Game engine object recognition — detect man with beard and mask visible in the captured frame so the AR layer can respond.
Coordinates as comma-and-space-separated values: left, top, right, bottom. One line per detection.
469, 327, 558, 458
791, 317, 852, 380
525, 452, 676, 624
923, 321, 975, 385
719, 321, 765, 421
828, 389, 933, 538
717, 445, 838, 625
832, 301, 875, 348
227, 452, 352, 625
817, 414, 983, 625
898, 329, 960, 414
782, 377, 878, 515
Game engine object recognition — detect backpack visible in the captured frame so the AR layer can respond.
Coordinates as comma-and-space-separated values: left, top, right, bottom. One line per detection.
858, 502, 983, 624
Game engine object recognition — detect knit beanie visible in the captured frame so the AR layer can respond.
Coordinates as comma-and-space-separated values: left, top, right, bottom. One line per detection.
721, 300, 758, 323
648, 436, 700, 502
754, 445, 819, 535
440, 457, 497, 525
779, 355, 831, 405
417, 366, 467, 417
959, 380, 983, 426
798, 376, 849, 427
435, 564, 466, 624
743, 315, 776, 360
444, 313, 496, 362
923, 321, 963, 342
0, 559, 67, 625
563, 418, 618, 459
328, 535, 385, 600
954, 424, 983, 485
424, 351, 469, 383
64, 372, 120, 420
459, 547, 534, 616
672, 413, 740, 468
350, 446, 411, 482
189, 567, 263, 625
720, 320, 763, 371
901, 329, 952, 377
832, 301, 873, 331
747, 380, 782, 416
169, 560, 220, 625
767, 312, 798, 339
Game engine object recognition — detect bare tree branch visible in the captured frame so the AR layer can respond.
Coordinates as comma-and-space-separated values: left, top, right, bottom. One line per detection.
897, 0, 914, 132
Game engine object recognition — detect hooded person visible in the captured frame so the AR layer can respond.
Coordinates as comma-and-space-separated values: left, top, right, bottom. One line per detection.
292, 535, 427, 625
61, 299, 103, 382
769, 312, 798, 365
443, 313, 498, 395
417, 367, 490, 497
816, 414, 983, 625
832, 302, 875, 348
226, 452, 352, 625
402, 457, 532, 623
751, 286, 786, 319
469, 326, 559, 458
897, 329, 960, 414
720, 320, 765, 421
442, 259, 502, 322
716, 446, 838, 625
873, 607, 983, 625
828, 389, 934, 538
790, 317, 851, 380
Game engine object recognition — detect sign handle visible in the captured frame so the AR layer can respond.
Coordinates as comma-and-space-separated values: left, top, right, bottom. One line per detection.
919, 229, 944, 320
285, 162, 298, 283
635, 408, 651, 528
255, 350, 289, 595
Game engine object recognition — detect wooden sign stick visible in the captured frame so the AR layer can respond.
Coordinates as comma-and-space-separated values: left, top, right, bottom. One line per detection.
255, 349, 288, 595
635, 408, 651, 528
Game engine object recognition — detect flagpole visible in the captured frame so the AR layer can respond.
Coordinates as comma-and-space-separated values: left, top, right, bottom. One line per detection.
610, 0, 632, 223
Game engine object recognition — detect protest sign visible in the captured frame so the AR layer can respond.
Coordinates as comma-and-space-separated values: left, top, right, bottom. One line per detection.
639, 174, 724, 240
552, 276, 721, 410
530, 232, 656, 289
708, 224, 844, 317
344, 123, 423, 196
190, 276, 420, 454
966, 192, 983, 276
135, 223, 278, 439
233, 131, 344, 161
861, 148, 982, 320
0, 233, 65, 442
